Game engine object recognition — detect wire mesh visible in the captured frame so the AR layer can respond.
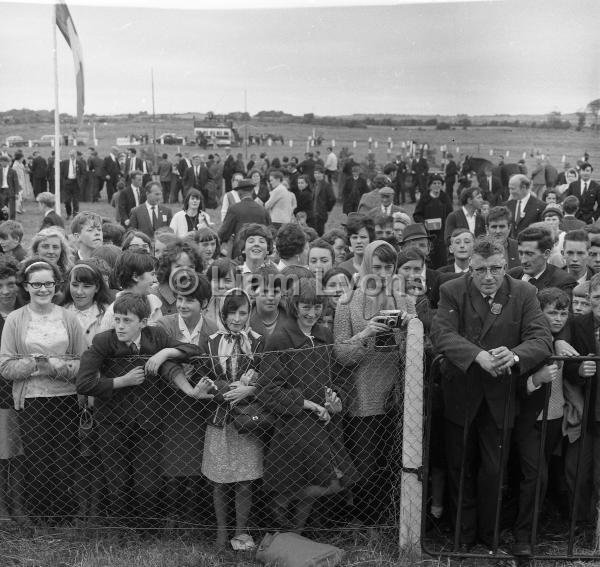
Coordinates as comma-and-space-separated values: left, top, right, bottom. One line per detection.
0, 320, 425, 549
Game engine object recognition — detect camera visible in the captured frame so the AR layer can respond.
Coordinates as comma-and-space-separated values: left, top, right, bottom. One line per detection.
375, 309, 404, 329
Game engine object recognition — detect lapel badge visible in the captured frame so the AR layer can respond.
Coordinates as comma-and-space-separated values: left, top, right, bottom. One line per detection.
490, 303, 502, 315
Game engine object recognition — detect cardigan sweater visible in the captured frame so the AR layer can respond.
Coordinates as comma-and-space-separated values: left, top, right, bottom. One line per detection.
0, 305, 87, 409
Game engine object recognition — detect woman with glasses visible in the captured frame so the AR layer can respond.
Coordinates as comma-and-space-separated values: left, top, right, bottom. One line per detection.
334, 240, 415, 529
0, 258, 86, 524
121, 230, 152, 254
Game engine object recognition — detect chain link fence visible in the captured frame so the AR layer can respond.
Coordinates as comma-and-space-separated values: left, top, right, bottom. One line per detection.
0, 318, 425, 553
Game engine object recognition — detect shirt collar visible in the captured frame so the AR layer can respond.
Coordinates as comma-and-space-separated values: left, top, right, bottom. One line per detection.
461, 205, 475, 218
519, 192, 531, 209
127, 332, 142, 350
178, 313, 203, 344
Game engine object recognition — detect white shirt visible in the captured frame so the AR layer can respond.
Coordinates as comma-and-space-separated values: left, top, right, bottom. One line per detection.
178, 314, 203, 345
515, 193, 531, 220
581, 179, 590, 194
68, 158, 76, 179
454, 263, 469, 273
1, 166, 8, 188
325, 152, 338, 172
132, 185, 141, 207
522, 267, 545, 282
381, 204, 393, 215
145, 200, 157, 220
461, 206, 476, 234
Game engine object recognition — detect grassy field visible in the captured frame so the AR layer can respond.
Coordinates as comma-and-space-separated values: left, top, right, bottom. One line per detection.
4, 119, 600, 177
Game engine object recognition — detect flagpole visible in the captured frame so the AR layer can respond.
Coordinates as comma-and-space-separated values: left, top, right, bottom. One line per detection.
151, 68, 157, 174
53, 3, 61, 216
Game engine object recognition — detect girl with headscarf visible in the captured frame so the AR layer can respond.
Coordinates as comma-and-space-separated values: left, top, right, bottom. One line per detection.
200, 289, 264, 550
333, 240, 415, 529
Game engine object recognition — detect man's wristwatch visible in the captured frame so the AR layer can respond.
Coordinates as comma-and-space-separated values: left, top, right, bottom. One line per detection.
511, 352, 520, 365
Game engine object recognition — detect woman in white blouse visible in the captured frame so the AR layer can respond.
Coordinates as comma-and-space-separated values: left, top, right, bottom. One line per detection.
0, 259, 86, 524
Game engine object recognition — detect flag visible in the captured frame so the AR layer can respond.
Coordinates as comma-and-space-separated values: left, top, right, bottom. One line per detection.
55, 2, 84, 124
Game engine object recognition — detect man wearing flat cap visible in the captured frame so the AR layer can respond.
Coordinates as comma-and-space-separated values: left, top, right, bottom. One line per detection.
367, 186, 404, 218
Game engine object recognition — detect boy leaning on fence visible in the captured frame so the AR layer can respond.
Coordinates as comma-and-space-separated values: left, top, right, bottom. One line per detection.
76, 292, 213, 527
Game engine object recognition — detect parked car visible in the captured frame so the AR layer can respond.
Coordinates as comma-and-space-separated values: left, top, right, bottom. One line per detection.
32, 134, 55, 147
158, 133, 185, 145
5, 136, 28, 148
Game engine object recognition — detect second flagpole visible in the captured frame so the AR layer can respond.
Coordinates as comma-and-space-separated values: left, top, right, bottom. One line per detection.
53, 2, 61, 216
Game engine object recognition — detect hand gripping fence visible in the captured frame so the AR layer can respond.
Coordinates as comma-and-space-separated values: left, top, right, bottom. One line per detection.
422, 354, 600, 563
0, 318, 425, 554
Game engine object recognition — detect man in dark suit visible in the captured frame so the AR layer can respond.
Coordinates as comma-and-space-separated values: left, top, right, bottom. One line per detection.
124, 147, 145, 183
30, 150, 48, 196
222, 147, 235, 192
102, 146, 122, 203
503, 174, 545, 238
312, 167, 336, 236
444, 153, 459, 203
562, 163, 600, 223
0, 155, 18, 219
478, 165, 504, 205
438, 228, 474, 275
342, 165, 369, 214
444, 186, 486, 244
87, 149, 104, 203
59, 149, 86, 218
509, 226, 578, 296
36, 191, 64, 231
47, 151, 56, 194
431, 238, 553, 550
218, 179, 270, 258
182, 154, 209, 202
118, 171, 146, 228
128, 181, 173, 239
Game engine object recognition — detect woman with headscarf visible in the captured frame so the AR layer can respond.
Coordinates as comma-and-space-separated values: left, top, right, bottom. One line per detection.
201, 289, 264, 550
333, 240, 415, 529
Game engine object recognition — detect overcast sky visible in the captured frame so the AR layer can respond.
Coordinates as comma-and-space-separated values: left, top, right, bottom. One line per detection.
2, 0, 599, 117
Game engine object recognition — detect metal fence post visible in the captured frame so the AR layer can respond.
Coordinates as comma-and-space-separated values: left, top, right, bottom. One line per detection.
399, 317, 424, 557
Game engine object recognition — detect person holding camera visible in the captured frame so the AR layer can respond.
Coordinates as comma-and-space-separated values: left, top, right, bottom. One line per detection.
333, 240, 415, 528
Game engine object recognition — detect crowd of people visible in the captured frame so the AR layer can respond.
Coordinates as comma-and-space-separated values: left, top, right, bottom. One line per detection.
0, 141, 599, 557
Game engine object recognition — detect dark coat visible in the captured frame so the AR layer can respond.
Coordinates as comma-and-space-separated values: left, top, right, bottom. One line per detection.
128, 203, 173, 239
563, 179, 600, 223
478, 174, 504, 205
505, 238, 520, 270
59, 157, 86, 189
443, 208, 487, 244
561, 216, 587, 232
431, 274, 553, 428
413, 192, 453, 269
182, 164, 209, 195
342, 176, 368, 214
313, 180, 336, 220
294, 188, 315, 225
118, 185, 146, 226
76, 326, 197, 429
102, 154, 121, 184
508, 263, 578, 297
39, 210, 65, 232
257, 318, 357, 495
503, 195, 546, 238
31, 155, 48, 179
218, 197, 271, 250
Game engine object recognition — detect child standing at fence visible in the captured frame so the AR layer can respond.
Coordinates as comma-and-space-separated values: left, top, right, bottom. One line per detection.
76, 293, 208, 527
563, 273, 600, 524
511, 288, 564, 556
200, 289, 264, 550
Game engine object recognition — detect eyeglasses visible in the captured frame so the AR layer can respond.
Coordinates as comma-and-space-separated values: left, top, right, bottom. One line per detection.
471, 266, 504, 277
27, 281, 56, 289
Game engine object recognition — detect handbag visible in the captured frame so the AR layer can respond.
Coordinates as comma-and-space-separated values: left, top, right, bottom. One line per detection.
230, 401, 275, 435
256, 532, 345, 567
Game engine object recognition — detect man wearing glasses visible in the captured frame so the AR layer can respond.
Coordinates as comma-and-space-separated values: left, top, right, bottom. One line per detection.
431, 238, 552, 552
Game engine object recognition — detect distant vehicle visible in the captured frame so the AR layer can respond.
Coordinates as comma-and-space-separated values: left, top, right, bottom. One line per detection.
5, 136, 27, 148
193, 116, 241, 148
158, 133, 185, 145
32, 134, 55, 147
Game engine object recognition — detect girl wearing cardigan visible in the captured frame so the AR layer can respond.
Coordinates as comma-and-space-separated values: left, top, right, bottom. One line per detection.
0, 259, 86, 524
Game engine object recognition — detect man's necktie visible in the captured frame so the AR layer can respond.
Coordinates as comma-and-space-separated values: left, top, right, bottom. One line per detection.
151, 206, 158, 230
528, 277, 537, 286
583, 182, 588, 197
515, 199, 522, 226
485, 295, 493, 307
129, 343, 138, 355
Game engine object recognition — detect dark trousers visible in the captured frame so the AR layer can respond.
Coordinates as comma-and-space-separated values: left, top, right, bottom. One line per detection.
513, 417, 563, 543
106, 179, 116, 203
98, 421, 164, 525
32, 177, 47, 196
564, 425, 600, 523
161, 181, 171, 204
445, 402, 511, 546
445, 177, 456, 203
62, 179, 80, 216
344, 414, 393, 525
313, 215, 327, 237
18, 395, 79, 520
169, 178, 183, 204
